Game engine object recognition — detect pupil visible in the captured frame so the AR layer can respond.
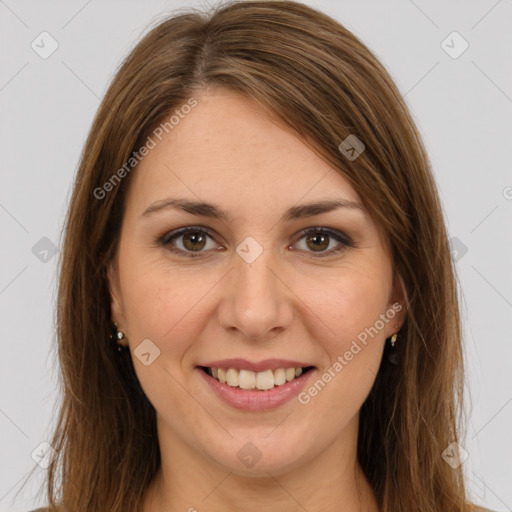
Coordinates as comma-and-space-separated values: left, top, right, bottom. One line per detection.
184, 232, 205, 251
307, 233, 328, 251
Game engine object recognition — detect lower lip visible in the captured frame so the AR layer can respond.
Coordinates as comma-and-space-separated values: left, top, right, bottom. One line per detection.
196, 367, 315, 411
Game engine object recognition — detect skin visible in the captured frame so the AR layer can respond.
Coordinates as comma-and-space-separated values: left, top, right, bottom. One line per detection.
108, 86, 404, 512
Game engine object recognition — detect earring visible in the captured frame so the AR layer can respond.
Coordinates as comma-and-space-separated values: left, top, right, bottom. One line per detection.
110, 322, 127, 352
387, 324, 400, 365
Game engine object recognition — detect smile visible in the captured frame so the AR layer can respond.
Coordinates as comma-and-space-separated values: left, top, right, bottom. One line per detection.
196, 363, 317, 411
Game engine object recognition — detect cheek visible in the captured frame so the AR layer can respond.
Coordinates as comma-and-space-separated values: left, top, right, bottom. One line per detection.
296, 264, 391, 349
119, 266, 217, 417
120, 261, 217, 353
291, 266, 390, 426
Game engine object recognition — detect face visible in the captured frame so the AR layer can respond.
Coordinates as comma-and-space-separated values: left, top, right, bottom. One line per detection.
108, 87, 404, 477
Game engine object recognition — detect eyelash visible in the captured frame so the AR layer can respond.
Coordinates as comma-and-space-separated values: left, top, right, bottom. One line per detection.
158, 226, 353, 259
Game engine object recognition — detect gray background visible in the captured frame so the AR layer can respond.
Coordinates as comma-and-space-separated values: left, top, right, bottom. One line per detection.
1, 0, 511, 511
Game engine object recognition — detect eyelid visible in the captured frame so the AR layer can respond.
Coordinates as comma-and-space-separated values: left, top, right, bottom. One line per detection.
290, 227, 352, 258
159, 225, 220, 256
293, 226, 351, 246
159, 225, 216, 244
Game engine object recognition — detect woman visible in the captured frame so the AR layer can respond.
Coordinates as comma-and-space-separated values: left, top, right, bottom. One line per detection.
25, 0, 495, 511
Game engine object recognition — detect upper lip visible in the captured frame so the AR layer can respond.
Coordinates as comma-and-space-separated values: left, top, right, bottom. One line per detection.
198, 358, 315, 372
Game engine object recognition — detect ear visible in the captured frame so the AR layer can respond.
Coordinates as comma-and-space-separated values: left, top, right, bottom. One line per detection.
388, 272, 407, 333
107, 259, 125, 326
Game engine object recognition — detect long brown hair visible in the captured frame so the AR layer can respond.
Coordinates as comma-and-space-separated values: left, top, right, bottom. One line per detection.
24, 1, 476, 510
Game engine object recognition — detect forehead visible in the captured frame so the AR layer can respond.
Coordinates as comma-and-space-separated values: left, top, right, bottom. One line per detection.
125, 88, 363, 220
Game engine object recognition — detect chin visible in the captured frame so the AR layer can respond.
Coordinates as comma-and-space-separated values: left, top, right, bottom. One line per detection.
204, 430, 314, 478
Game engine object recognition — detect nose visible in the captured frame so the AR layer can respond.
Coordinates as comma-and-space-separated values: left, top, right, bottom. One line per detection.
217, 242, 294, 342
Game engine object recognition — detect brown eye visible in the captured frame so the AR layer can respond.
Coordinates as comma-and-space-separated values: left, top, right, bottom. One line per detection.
305, 232, 330, 252
293, 227, 351, 257
182, 231, 207, 251
161, 227, 218, 257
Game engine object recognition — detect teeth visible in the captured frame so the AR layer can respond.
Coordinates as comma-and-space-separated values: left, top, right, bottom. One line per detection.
256, 369, 274, 390
274, 368, 286, 385
226, 368, 238, 387
285, 368, 296, 382
239, 369, 256, 389
217, 368, 227, 384
207, 366, 307, 390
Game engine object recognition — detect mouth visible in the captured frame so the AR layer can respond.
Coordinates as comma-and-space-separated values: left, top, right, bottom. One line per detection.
198, 365, 316, 391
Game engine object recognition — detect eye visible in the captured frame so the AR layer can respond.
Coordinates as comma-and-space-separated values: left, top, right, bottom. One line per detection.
159, 227, 219, 257
292, 227, 352, 257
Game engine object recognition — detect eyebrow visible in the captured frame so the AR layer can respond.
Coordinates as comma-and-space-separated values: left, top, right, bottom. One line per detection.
141, 197, 365, 222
